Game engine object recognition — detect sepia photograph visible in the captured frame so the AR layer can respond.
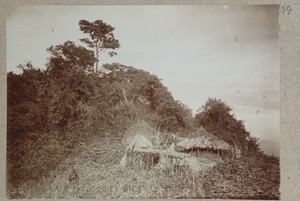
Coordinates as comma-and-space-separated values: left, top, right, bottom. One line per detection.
6, 5, 280, 199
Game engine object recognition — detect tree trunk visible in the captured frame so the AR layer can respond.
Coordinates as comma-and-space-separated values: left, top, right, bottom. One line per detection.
95, 49, 99, 73
94, 41, 100, 74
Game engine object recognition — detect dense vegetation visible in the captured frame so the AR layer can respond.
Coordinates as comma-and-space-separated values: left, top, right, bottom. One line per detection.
7, 19, 279, 199
194, 98, 262, 157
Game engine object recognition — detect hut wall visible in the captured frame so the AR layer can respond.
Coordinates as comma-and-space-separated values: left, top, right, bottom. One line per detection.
126, 151, 160, 170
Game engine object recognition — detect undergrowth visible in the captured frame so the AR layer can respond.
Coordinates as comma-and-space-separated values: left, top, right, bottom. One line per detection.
7, 133, 279, 199
7, 134, 205, 199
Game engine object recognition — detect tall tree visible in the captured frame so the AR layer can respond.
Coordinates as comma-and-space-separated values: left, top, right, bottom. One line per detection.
79, 19, 120, 73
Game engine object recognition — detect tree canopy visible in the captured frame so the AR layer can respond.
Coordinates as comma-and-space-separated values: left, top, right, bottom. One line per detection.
46, 41, 97, 76
194, 98, 259, 155
79, 19, 120, 73
99, 63, 194, 133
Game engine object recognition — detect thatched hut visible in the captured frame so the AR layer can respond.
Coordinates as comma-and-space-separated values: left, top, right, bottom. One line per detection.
176, 128, 230, 158
120, 134, 160, 168
120, 121, 162, 169
120, 123, 229, 171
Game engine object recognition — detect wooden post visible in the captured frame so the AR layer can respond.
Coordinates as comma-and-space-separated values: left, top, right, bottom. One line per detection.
193, 174, 196, 198
146, 153, 150, 170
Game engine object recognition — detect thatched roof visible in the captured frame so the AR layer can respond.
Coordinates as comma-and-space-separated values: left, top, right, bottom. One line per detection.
176, 127, 231, 151
126, 135, 154, 151
122, 121, 162, 146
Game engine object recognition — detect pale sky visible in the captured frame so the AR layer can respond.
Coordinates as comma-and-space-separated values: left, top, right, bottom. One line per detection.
7, 5, 280, 144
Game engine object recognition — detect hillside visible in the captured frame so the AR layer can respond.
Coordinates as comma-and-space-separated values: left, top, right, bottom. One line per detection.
202, 154, 280, 199
7, 62, 280, 199
6, 18, 279, 199
8, 132, 279, 199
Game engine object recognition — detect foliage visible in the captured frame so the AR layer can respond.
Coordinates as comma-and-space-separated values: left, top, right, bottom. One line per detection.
79, 19, 120, 72
155, 100, 194, 133
46, 41, 97, 76
247, 136, 262, 155
7, 58, 195, 193
7, 63, 47, 136
7, 53, 101, 190
44, 66, 98, 132
100, 63, 194, 133
194, 98, 256, 155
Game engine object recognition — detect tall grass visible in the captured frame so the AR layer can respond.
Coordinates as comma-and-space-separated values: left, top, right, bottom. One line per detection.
8, 134, 208, 199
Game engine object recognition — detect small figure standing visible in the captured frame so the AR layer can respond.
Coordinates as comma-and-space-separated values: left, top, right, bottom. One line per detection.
68, 167, 79, 183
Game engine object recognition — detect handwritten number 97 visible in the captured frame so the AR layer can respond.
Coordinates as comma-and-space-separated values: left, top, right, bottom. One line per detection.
281, 5, 292, 15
